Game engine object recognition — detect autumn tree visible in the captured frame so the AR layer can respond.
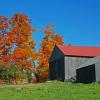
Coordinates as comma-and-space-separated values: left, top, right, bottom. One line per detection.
10, 14, 36, 70
0, 14, 36, 81
36, 25, 64, 82
0, 16, 11, 66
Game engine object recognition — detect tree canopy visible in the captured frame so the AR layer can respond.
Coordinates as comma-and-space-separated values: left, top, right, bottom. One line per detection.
0, 14, 64, 83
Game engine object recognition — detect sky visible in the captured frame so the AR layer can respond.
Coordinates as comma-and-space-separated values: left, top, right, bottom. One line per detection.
0, 0, 100, 51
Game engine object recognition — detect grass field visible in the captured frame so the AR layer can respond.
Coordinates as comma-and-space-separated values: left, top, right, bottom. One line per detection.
0, 81, 100, 100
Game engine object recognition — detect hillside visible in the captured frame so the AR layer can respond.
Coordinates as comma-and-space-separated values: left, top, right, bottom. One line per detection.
0, 81, 100, 100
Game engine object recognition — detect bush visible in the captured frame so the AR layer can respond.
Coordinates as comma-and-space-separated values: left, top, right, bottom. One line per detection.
34, 67, 48, 82
0, 62, 27, 81
25, 69, 32, 83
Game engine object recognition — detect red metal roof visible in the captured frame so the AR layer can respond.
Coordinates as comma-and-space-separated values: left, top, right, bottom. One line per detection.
57, 45, 100, 57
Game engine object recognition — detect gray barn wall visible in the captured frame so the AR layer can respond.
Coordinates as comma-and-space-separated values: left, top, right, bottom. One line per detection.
77, 56, 100, 82
64, 56, 91, 81
95, 62, 100, 82
77, 56, 100, 69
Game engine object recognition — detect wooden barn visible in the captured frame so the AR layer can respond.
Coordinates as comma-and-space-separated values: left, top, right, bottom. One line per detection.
49, 45, 100, 83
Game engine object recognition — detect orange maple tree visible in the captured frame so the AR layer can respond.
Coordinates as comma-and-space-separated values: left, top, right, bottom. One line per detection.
10, 14, 36, 70
36, 25, 64, 82
0, 14, 36, 74
0, 16, 11, 66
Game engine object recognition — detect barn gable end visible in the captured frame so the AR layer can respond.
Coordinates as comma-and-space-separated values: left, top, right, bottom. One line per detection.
49, 45, 64, 62
49, 45, 65, 81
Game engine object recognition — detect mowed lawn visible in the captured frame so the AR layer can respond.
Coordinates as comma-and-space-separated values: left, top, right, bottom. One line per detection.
0, 82, 100, 100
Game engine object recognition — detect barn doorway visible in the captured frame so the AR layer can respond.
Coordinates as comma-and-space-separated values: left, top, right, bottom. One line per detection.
76, 64, 96, 83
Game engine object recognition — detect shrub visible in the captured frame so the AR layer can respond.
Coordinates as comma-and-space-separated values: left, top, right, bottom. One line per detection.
0, 62, 27, 81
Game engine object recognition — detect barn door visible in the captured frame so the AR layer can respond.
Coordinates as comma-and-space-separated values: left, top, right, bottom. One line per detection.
76, 64, 96, 83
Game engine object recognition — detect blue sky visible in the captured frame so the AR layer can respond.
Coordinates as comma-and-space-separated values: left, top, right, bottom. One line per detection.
0, 0, 100, 51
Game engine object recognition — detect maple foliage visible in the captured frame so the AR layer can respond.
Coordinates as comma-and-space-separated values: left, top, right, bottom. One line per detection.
0, 16, 11, 65
0, 14, 36, 81
36, 25, 64, 82
10, 14, 36, 69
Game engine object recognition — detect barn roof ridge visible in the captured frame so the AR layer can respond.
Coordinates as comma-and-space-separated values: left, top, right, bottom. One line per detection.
56, 44, 100, 57
56, 44, 100, 48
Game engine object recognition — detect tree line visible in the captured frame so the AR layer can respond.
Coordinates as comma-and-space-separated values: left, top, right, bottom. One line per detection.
0, 13, 64, 83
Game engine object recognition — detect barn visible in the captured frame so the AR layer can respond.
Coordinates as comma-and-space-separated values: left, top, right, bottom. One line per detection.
49, 45, 100, 83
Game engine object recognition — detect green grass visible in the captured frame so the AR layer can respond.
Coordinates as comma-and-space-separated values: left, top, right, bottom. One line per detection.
0, 81, 100, 100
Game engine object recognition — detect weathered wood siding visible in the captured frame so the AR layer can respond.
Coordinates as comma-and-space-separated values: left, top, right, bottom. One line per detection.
49, 46, 65, 81
95, 62, 100, 82
49, 46, 64, 62
49, 57, 65, 80
64, 56, 91, 81
77, 56, 100, 82
77, 56, 100, 69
